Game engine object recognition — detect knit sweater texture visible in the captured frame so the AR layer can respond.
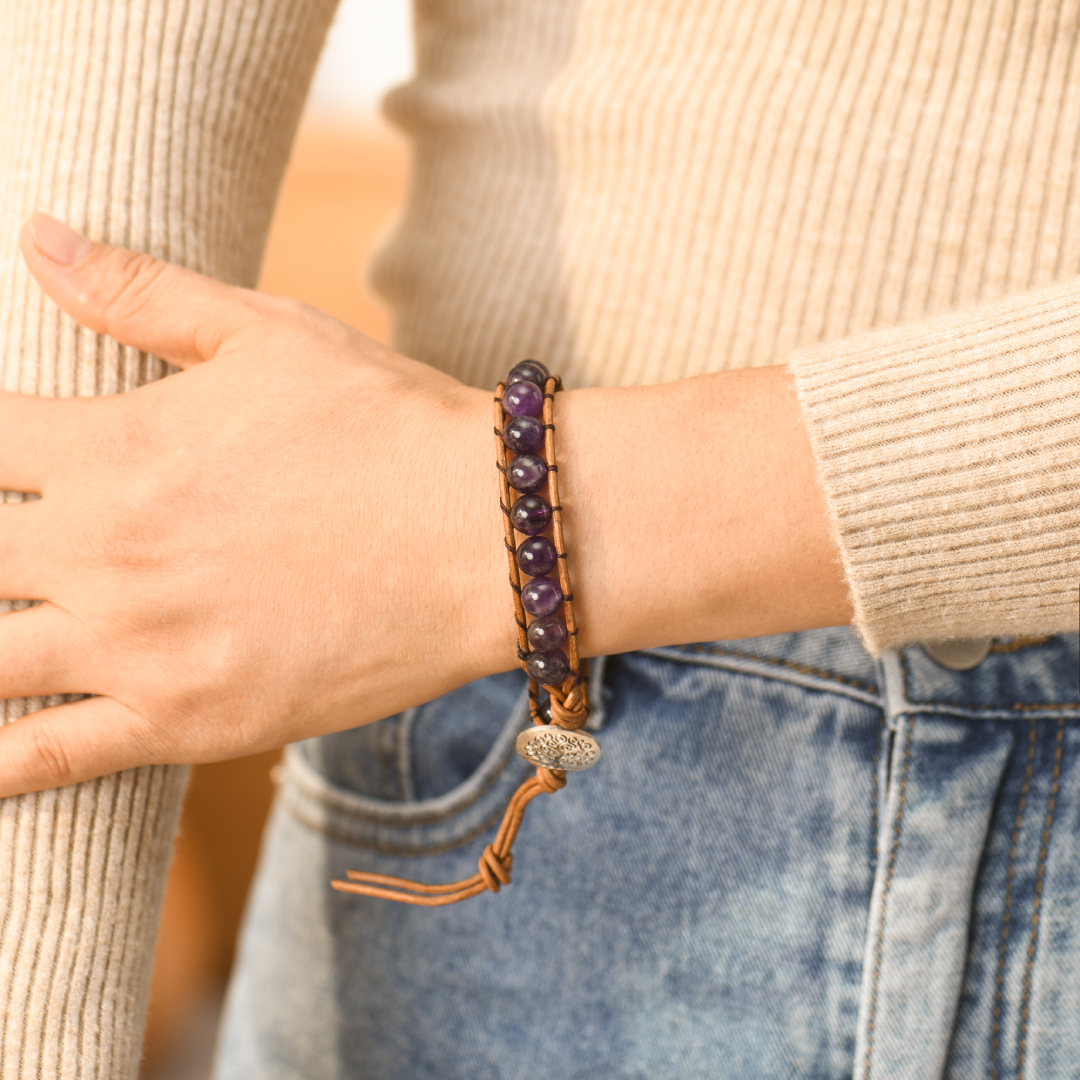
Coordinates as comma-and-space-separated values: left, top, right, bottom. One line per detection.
0, 0, 1077, 1075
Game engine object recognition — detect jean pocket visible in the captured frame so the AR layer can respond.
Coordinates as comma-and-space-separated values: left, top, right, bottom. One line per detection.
278, 670, 535, 856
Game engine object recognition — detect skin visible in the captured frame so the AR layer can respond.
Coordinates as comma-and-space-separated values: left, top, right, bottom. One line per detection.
0, 212, 852, 797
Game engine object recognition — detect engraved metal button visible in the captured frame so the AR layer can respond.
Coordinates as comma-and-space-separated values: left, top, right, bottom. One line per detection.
516, 725, 601, 771
921, 638, 993, 671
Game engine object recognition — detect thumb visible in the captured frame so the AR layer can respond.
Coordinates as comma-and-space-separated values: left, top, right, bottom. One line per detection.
19, 212, 261, 368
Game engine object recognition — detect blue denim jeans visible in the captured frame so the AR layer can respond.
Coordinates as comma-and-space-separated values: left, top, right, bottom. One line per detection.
214, 628, 1080, 1079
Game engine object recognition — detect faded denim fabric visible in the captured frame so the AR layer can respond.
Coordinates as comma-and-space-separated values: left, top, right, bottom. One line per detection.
214, 629, 1080, 1079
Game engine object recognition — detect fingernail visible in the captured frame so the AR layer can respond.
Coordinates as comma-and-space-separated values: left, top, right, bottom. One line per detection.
27, 213, 94, 267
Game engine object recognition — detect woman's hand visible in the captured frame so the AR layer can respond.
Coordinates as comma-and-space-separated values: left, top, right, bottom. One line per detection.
0, 214, 851, 798
0, 214, 511, 796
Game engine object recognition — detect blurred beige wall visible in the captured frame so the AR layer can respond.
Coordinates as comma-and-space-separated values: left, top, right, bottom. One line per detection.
259, 119, 409, 342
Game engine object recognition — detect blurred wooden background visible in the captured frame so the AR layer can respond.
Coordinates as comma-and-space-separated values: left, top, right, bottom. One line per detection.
140, 117, 410, 1079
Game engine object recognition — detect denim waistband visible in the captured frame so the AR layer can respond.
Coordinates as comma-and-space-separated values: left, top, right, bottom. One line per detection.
882, 634, 1078, 723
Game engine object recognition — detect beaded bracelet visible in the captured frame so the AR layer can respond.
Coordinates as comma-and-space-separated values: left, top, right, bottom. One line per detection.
331, 360, 601, 906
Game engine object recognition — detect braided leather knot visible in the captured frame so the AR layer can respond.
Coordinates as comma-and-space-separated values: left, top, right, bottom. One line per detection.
478, 844, 513, 892
549, 677, 588, 728
535, 766, 567, 793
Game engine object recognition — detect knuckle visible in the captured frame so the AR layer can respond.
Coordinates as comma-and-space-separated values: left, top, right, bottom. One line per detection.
72, 396, 163, 480
94, 249, 171, 330
25, 722, 75, 789
256, 294, 345, 344
85, 488, 174, 575
108, 401, 162, 462
94, 511, 161, 573
260, 294, 313, 323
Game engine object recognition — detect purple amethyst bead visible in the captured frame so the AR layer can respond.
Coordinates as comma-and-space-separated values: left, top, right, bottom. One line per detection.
525, 648, 569, 686
510, 495, 551, 536
507, 360, 550, 388
503, 380, 544, 418
503, 415, 545, 454
521, 575, 563, 617
527, 614, 567, 650
508, 453, 548, 494
516, 535, 557, 577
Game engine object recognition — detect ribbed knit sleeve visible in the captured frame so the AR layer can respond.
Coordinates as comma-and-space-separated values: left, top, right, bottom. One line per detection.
378, 0, 1080, 655
790, 281, 1080, 656
0, 3, 337, 1077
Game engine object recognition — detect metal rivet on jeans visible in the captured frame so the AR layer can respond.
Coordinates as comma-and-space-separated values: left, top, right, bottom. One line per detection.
921, 638, 993, 671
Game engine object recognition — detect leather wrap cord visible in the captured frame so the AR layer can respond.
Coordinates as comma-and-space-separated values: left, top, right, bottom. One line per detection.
332, 373, 589, 905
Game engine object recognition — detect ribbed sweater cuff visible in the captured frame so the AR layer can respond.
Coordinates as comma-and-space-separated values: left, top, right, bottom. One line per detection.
790, 279, 1080, 656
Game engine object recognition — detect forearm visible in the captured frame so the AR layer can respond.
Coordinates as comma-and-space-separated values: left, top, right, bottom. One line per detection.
560, 365, 851, 652
468, 364, 851, 674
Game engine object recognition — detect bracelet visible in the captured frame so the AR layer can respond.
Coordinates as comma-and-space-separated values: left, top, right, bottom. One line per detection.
331, 361, 601, 906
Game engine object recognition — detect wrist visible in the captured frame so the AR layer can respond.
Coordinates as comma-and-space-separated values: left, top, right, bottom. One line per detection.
443, 383, 520, 682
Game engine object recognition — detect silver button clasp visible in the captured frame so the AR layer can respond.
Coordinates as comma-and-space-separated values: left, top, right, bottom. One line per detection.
516, 725, 601, 771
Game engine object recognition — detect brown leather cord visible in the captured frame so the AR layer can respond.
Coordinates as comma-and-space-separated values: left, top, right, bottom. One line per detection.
331, 371, 589, 905
330, 768, 567, 906
541, 379, 585, 706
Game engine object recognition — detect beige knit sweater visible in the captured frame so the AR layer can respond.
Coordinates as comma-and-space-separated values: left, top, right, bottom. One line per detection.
0, 0, 1077, 1075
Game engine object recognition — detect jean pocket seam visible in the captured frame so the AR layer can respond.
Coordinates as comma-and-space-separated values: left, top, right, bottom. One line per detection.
280, 781, 524, 857
278, 685, 533, 852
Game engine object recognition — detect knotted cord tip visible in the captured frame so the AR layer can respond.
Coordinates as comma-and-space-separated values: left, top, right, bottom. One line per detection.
478, 844, 513, 892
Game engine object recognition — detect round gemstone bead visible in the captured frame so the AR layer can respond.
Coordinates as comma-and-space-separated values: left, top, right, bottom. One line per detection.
507, 360, 550, 388
510, 495, 551, 536
539, 699, 554, 723
503, 415, 544, 454
527, 613, 567, 650
508, 453, 548, 493
522, 575, 563, 617
503, 380, 544, 417
517, 535, 557, 577
525, 648, 569, 686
